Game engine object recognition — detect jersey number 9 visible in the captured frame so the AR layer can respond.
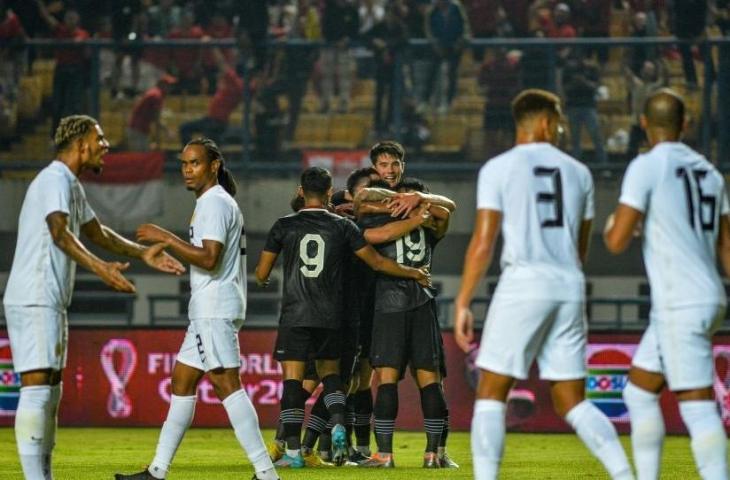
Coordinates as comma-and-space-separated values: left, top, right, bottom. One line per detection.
299, 234, 325, 278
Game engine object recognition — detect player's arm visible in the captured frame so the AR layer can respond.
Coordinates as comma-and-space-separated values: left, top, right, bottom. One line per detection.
428, 205, 451, 240
357, 201, 393, 216
354, 244, 431, 287
603, 204, 644, 254
82, 219, 185, 275
454, 209, 501, 352
136, 223, 222, 271
363, 203, 431, 244
717, 215, 730, 278
353, 187, 396, 214
388, 191, 456, 218
47, 212, 136, 292
578, 219, 593, 266
254, 250, 279, 287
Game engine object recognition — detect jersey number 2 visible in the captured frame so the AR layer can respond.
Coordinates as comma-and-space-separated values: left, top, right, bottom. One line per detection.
676, 168, 716, 231
534, 167, 564, 228
299, 234, 325, 278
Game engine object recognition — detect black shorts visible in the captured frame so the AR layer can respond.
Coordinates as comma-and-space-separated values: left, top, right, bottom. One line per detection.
274, 327, 341, 362
370, 299, 443, 372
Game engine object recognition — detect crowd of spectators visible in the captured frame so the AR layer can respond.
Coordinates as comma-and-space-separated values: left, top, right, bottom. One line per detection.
0, 0, 729, 157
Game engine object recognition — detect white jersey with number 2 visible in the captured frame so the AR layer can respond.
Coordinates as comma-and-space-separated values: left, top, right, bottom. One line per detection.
619, 142, 729, 309
477, 142, 594, 302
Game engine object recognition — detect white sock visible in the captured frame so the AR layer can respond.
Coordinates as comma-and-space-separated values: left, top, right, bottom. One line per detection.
565, 400, 635, 480
679, 400, 728, 480
471, 399, 506, 480
16, 386, 52, 480
623, 382, 664, 480
222, 389, 276, 478
42, 382, 62, 480
149, 394, 197, 479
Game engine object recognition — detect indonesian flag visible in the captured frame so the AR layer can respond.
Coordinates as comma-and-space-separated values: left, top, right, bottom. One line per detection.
81, 152, 165, 224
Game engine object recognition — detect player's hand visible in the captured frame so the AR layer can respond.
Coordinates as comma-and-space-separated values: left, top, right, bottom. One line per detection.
334, 202, 355, 218
413, 266, 431, 288
454, 304, 475, 353
141, 242, 186, 275
96, 261, 136, 293
136, 223, 170, 244
388, 192, 421, 218
409, 202, 433, 227
256, 277, 270, 287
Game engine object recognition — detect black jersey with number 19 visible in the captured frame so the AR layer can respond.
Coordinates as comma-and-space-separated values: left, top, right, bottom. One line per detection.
263, 208, 368, 330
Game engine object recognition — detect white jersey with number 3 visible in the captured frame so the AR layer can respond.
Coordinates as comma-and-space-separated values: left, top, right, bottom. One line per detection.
478, 143, 594, 302
188, 185, 246, 320
619, 142, 729, 309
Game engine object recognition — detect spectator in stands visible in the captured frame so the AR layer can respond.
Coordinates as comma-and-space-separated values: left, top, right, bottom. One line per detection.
148, 0, 182, 38
268, 0, 298, 38
403, 0, 430, 106
628, 11, 652, 76
369, 3, 407, 134
167, 10, 205, 94
234, 0, 270, 72
574, 0, 612, 64
717, 0, 730, 35
36, 0, 90, 138
478, 49, 522, 156
562, 53, 607, 163
422, 0, 471, 114
126, 74, 177, 151
202, 12, 234, 94
547, 3, 577, 38
296, 0, 322, 41
320, 0, 359, 113
463, 0, 499, 61
359, 0, 385, 36
624, 59, 667, 158
672, 0, 712, 89
0, 1, 26, 88
179, 46, 244, 145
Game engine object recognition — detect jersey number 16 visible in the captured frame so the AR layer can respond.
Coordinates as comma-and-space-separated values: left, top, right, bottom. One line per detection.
676, 167, 716, 231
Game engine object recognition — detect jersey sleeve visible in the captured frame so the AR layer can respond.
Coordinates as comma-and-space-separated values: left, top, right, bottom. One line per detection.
618, 157, 652, 213
583, 170, 595, 221
263, 219, 284, 253
720, 177, 730, 216
196, 197, 229, 244
78, 184, 96, 224
476, 161, 502, 211
40, 172, 73, 218
343, 218, 369, 252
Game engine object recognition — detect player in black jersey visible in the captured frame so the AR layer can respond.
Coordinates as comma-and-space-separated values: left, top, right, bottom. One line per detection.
254, 167, 430, 468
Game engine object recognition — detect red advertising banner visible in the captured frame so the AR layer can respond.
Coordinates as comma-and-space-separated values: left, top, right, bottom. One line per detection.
302, 150, 370, 189
2, 329, 730, 434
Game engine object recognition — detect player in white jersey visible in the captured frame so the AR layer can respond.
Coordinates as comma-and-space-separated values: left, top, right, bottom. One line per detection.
454, 89, 634, 480
114, 139, 278, 480
3, 115, 184, 480
604, 89, 730, 480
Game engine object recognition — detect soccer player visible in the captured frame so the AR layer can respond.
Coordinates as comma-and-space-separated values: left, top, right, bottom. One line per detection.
604, 89, 730, 480
3, 114, 185, 480
114, 138, 278, 480
355, 177, 453, 469
254, 166, 430, 468
454, 89, 634, 480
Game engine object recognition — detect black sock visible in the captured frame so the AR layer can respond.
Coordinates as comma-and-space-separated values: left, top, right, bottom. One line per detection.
275, 420, 285, 443
346, 394, 356, 447
354, 388, 373, 448
440, 385, 449, 450
303, 394, 330, 449
280, 379, 305, 451
373, 383, 398, 454
321, 374, 346, 426
420, 383, 445, 453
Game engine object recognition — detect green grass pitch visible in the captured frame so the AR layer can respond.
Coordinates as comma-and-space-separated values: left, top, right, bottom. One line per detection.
0, 428, 704, 479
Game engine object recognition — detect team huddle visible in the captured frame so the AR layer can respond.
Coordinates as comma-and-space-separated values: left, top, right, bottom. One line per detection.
3, 85, 729, 480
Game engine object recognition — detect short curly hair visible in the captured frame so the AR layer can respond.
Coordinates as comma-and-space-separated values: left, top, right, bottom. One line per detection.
54, 115, 99, 153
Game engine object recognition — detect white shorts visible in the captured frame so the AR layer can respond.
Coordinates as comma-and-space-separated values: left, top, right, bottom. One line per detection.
4, 306, 68, 373
633, 304, 724, 391
476, 296, 587, 381
176, 318, 244, 372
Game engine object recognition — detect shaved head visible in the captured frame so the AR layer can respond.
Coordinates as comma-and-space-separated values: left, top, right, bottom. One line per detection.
643, 88, 685, 134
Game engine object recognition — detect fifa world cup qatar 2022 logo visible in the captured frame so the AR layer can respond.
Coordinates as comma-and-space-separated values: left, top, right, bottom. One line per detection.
100, 339, 138, 418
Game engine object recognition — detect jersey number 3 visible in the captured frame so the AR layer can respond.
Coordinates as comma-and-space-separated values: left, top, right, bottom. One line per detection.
534, 167, 564, 228
676, 168, 716, 231
299, 234, 325, 278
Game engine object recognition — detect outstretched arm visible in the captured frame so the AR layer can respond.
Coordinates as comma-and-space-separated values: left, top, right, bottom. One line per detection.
354, 187, 396, 214
48, 212, 135, 292
454, 209, 501, 352
136, 223, 220, 271
82, 219, 185, 275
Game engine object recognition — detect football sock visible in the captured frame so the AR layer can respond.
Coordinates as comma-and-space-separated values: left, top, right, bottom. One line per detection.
222, 389, 276, 476
16, 385, 51, 480
280, 380, 305, 451
353, 388, 373, 449
472, 399, 505, 480
274, 420, 285, 443
623, 382, 664, 480
321, 374, 346, 427
679, 400, 728, 480
439, 385, 450, 452
345, 394, 356, 446
565, 400, 634, 480
303, 394, 329, 449
420, 383, 445, 453
318, 427, 332, 458
373, 383, 398, 454
43, 382, 62, 480
149, 394, 196, 479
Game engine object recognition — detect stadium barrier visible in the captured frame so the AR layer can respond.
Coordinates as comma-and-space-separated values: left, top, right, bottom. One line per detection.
3, 328, 730, 434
